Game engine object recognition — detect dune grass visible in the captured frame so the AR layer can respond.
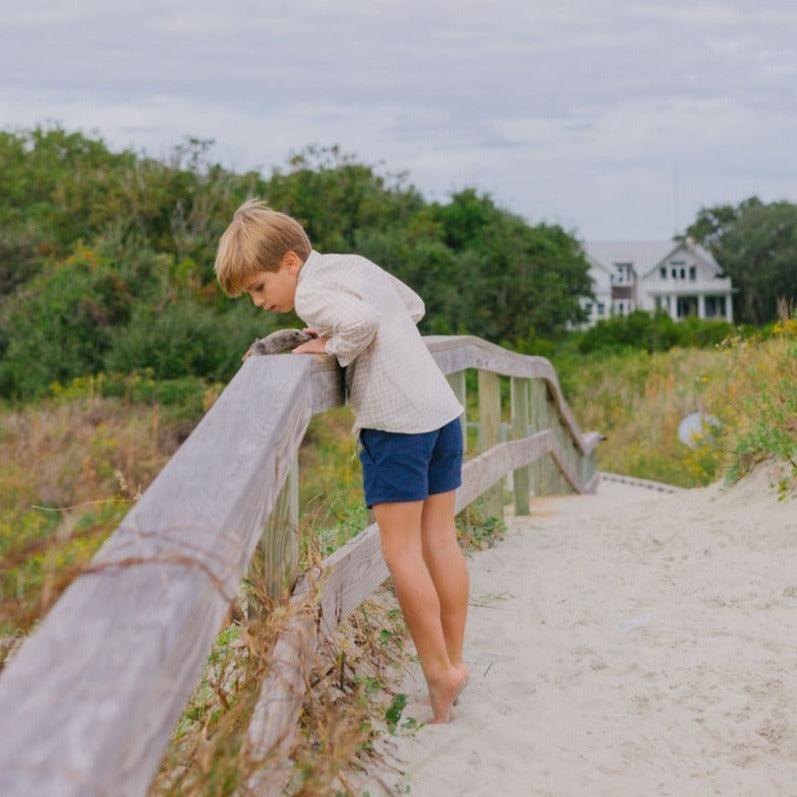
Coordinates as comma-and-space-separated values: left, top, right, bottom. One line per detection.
552, 315, 797, 493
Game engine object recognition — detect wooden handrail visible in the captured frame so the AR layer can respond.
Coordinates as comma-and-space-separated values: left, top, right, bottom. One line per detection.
424, 335, 595, 456
0, 334, 600, 796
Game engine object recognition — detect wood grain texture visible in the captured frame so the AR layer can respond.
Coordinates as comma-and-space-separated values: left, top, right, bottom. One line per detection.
477, 369, 503, 521
527, 378, 544, 497
445, 369, 468, 453
510, 376, 531, 516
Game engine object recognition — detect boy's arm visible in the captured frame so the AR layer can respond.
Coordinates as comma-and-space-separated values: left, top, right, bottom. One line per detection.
383, 269, 425, 324
294, 283, 381, 368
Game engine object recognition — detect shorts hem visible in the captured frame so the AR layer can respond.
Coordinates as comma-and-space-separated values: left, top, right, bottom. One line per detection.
365, 492, 428, 509
365, 479, 461, 509
428, 479, 462, 496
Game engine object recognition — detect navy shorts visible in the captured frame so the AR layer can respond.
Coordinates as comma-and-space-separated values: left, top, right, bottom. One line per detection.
357, 415, 464, 509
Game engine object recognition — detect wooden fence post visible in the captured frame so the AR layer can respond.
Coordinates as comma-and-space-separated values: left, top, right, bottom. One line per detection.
550, 402, 577, 495
528, 379, 547, 496
259, 450, 300, 598
445, 369, 468, 455
477, 369, 503, 521
511, 376, 530, 515
545, 386, 570, 495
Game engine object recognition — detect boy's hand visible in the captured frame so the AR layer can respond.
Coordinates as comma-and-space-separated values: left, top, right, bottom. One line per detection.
291, 335, 329, 354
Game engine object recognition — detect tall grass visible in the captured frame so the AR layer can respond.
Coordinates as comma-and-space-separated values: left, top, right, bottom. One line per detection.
551, 313, 797, 491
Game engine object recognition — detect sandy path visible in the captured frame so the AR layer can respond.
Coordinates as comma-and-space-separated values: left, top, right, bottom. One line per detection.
353, 461, 797, 796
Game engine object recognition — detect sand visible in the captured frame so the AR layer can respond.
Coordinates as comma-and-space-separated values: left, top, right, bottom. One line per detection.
352, 460, 797, 796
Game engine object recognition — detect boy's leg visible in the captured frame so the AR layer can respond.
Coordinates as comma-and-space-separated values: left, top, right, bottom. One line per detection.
420, 488, 469, 667
372, 498, 465, 722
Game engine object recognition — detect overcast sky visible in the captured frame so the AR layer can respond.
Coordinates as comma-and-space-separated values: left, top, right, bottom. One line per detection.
2, 1, 796, 241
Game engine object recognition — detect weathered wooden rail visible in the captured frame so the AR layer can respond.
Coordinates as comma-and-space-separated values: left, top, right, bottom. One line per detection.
0, 334, 600, 796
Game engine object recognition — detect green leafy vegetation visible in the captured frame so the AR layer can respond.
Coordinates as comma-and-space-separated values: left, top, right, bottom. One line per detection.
0, 124, 596, 402
685, 196, 797, 325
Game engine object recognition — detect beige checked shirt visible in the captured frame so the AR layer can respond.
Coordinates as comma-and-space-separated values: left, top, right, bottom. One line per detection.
293, 249, 464, 442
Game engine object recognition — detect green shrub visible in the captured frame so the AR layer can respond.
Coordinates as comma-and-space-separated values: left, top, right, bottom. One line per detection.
0, 246, 133, 400
103, 299, 266, 382
574, 309, 739, 354
105, 301, 222, 380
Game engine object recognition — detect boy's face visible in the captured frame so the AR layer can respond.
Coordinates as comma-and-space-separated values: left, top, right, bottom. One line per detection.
245, 250, 303, 314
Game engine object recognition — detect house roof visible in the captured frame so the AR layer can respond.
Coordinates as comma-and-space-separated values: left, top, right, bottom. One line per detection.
582, 239, 723, 279
689, 241, 723, 273
584, 251, 615, 277
583, 240, 680, 275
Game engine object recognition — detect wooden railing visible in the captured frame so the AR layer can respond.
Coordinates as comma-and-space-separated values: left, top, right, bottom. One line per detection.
0, 334, 600, 796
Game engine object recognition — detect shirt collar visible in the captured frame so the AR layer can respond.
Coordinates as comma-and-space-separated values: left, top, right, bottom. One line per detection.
297, 249, 322, 286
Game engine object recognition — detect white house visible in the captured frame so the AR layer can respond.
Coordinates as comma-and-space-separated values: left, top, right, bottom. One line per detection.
568, 238, 737, 329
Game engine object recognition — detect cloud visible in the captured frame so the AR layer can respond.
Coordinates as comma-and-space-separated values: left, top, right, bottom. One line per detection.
1, 0, 795, 238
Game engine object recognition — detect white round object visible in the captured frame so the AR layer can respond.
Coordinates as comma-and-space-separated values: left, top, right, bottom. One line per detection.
678, 411, 721, 447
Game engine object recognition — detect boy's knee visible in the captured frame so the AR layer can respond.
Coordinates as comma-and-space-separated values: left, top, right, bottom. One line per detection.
420, 523, 459, 552
380, 538, 422, 572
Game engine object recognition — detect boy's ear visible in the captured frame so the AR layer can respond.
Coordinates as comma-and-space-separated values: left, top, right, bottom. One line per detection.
285, 250, 302, 271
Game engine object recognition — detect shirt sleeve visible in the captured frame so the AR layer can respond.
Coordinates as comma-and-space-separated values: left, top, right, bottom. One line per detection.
294, 282, 381, 368
382, 269, 425, 324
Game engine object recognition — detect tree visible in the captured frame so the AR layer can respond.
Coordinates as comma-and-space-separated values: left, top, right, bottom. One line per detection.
686, 197, 797, 324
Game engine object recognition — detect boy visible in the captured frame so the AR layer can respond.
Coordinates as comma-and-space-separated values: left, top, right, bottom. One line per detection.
214, 198, 469, 723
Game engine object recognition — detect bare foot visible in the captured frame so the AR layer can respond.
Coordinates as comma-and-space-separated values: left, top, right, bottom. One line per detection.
422, 662, 469, 706
426, 665, 468, 724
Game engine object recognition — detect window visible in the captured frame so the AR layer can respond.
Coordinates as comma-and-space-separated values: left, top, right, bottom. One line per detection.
660, 267, 666, 279
689, 266, 696, 280
705, 295, 727, 318
614, 262, 633, 282
585, 301, 592, 313
680, 268, 686, 279
597, 302, 605, 315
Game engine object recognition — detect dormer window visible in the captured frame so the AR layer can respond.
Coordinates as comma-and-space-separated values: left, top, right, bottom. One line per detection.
613, 262, 633, 282
660, 267, 666, 279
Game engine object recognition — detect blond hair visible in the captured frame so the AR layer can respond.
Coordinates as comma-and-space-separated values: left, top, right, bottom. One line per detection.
213, 197, 312, 297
